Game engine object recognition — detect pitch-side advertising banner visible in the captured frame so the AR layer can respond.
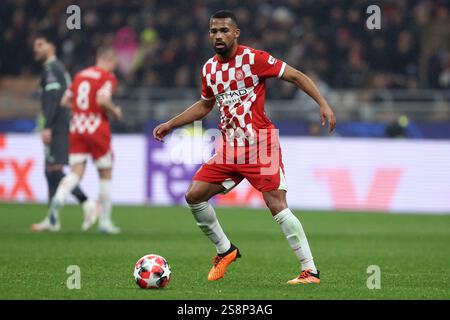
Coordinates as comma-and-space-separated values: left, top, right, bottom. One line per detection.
2, 133, 450, 213
147, 134, 450, 214
0, 134, 146, 204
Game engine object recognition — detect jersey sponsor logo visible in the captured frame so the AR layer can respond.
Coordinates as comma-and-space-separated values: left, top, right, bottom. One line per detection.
216, 88, 249, 105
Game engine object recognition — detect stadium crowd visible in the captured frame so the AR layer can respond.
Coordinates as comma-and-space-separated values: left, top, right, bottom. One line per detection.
1, 0, 450, 97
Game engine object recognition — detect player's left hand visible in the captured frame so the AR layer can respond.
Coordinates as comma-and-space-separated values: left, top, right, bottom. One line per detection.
41, 128, 52, 145
319, 103, 336, 134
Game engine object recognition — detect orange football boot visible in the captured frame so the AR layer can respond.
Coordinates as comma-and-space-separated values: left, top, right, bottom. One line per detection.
207, 246, 241, 281
287, 268, 321, 285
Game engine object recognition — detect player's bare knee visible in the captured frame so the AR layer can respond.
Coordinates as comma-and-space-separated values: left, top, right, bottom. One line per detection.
263, 193, 287, 215
98, 168, 112, 180
266, 201, 286, 215
185, 188, 203, 205
71, 163, 86, 178
263, 190, 288, 215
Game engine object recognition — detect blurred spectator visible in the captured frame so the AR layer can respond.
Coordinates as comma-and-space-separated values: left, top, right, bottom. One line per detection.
385, 115, 410, 138
438, 53, 450, 88
113, 26, 139, 79
0, 0, 450, 91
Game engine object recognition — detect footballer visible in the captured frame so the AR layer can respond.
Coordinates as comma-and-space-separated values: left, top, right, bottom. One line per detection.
154, 10, 336, 284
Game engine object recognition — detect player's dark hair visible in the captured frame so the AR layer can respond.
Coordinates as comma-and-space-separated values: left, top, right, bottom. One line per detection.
34, 30, 57, 45
210, 10, 238, 27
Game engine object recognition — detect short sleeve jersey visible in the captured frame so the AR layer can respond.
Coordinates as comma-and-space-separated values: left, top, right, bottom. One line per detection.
69, 66, 117, 135
201, 45, 286, 146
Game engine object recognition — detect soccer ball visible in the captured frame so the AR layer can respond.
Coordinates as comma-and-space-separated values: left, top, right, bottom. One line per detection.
133, 254, 172, 289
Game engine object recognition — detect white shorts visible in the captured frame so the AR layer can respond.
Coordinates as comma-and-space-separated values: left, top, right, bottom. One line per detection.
69, 151, 113, 169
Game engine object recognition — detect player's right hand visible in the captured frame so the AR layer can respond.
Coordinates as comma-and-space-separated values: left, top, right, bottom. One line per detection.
153, 122, 172, 142
319, 103, 336, 134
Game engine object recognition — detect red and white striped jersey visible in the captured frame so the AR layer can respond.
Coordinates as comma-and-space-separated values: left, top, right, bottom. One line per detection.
201, 45, 286, 146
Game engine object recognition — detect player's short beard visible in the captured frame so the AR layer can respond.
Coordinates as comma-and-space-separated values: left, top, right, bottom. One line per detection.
34, 52, 47, 63
214, 44, 229, 55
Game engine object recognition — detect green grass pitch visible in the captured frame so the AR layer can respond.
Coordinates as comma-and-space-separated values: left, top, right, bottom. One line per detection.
0, 203, 449, 300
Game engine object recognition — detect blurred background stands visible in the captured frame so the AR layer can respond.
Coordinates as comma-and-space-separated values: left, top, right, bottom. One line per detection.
1, 0, 450, 138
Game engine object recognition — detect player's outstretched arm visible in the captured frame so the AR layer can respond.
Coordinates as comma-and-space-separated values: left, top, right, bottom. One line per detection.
153, 98, 215, 142
281, 65, 336, 133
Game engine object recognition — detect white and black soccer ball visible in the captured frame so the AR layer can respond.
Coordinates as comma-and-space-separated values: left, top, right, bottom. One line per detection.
133, 254, 172, 289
